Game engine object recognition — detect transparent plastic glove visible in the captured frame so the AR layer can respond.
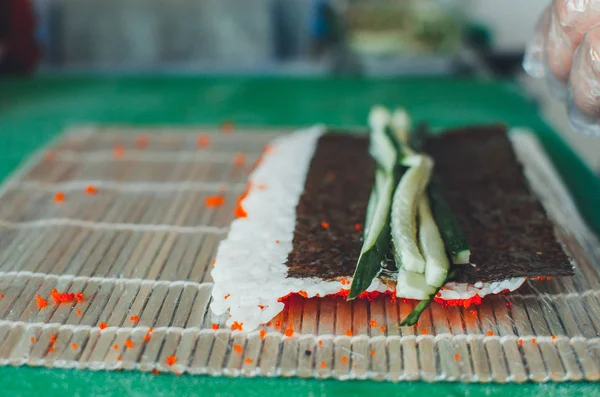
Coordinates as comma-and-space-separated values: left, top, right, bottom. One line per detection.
523, 1, 600, 136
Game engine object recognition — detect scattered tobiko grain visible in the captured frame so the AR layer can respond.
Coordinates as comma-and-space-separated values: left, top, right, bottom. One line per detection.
380, 326, 387, 332
370, 349, 376, 356
298, 290, 308, 299
321, 221, 330, 229
487, 331, 494, 336
99, 322, 107, 330
211, 324, 219, 330
196, 135, 210, 149
50, 289, 77, 305
354, 223, 361, 232
345, 329, 352, 337
144, 333, 151, 342
136, 134, 149, 148
54, 192, 65, 204
231, 321, 243, 331
36, 295, 48, 309
113, 344, 119, 350
369, 320, 378, 328
233, 153, 246, 167
71, 343, 78, 350
76, 310, 82, 316
341, 356, 348, 364
454, 354, 460, 361
233, 344, 243, 354
284, 328, 294, 337
260, 330, 267, 339
130, 315, 139, 322
205, 195, 225, 207
75, 292, 84, 303
166, 355, 177, 366
245, 358, 253, 364
85, 185, 97, 195
30, 337, 35, 343
113, 145, 125, 158
48, 346, 55, 353
320, 361, 327, 368
125, 340, 133, 349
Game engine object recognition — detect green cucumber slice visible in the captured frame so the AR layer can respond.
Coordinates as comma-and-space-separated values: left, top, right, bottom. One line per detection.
396, 268, 437, 300
348, 171, 395, 300
368, 107, 396, 173
390, 155, 433, 275
418, 195, 450, 287
428, 181, 471, 264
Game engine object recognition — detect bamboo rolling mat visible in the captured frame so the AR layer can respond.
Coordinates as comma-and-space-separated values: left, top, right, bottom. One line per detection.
0, 126, 598, 383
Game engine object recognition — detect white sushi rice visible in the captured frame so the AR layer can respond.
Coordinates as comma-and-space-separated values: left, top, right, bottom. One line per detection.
210, 128, 528, 332
210, 126, 390, 332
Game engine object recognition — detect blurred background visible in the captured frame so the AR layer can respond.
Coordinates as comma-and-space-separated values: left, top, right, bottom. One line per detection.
1, 0, 598, 171
14, 0, 543, 75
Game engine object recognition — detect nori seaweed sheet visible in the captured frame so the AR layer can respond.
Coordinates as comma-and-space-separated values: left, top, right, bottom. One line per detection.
424, 125, 573, 283
285, 126, 573, 284
285, 132, 376, 279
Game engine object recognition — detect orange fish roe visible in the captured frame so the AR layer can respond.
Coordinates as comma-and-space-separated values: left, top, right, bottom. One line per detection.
320, 361, 327, 368
30, 337, 35, 343
380, 326, 387, 332
531, 338, 537, 344
354, 223, 361, 232
469, 310, 478, 317
518, 338, 524, 345
454, 354, 460, 361
552, 335, 557, 341
321, 221, 330, 229
148, 328, 153, 333
85, 185, 98, 195
231, 321, 244, 331
505, 301, 513, 309
0, 294, 4, 299
257, 184, 267, 190
152, 368, 159, 376
166, 355, 177, 366
50, 289, 77, 305
125, 340, 133, 349
76, 310, 82, 316
71, 343, 78, 350
233, 153, 246, 167
275, 320, 282, 328
234, 184, 252, 218
318, 340, 323, 347
370, 349, 376, 356
144, 333, 151, 342
245, 358, 253, 364
36, 295, 48, 309
487, 331, 494, 336
258, 305, 265, 310
113, 145, 125, 158
345, 329, 352, 337
136, 134, 149, 148
260, 330, 267, 339
434, 294, 483, 309
298, 290, 308, 299
220, 120, 234, 134
224, 294, 231, 300
422, 329, 428, 335
99, 322, 107, 330
211, 324, 219, 331
49, 346, 55, 353
233, 344, 243, 354
49, 334, 57, 344
117, 356, 122, 361
54, 191, 65, 204
341, 356, 348, 364
113, 344, 119, 350
130, 315, 139, 322
75, 292, 84, 303
205, 195, 225, 207
275, 240, 280, 244
196, 135, 210, 149
284, 328, 294, 337
369, 320, 378, 328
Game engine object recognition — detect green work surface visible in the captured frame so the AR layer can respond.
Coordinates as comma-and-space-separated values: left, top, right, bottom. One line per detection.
0, 75, 599, 396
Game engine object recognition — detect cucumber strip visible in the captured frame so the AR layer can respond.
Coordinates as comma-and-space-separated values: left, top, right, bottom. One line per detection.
390, 155, 433, 275
348, 171, 395, 299
396, 268, 437, 300
391, 108, 411, 144
399, 269, 457, 326
368, 107, 396, 173
418, 195, 450, 287
428, 181, 471, 264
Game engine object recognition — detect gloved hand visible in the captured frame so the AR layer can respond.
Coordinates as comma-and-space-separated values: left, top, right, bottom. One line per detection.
523, 0, 600, 136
